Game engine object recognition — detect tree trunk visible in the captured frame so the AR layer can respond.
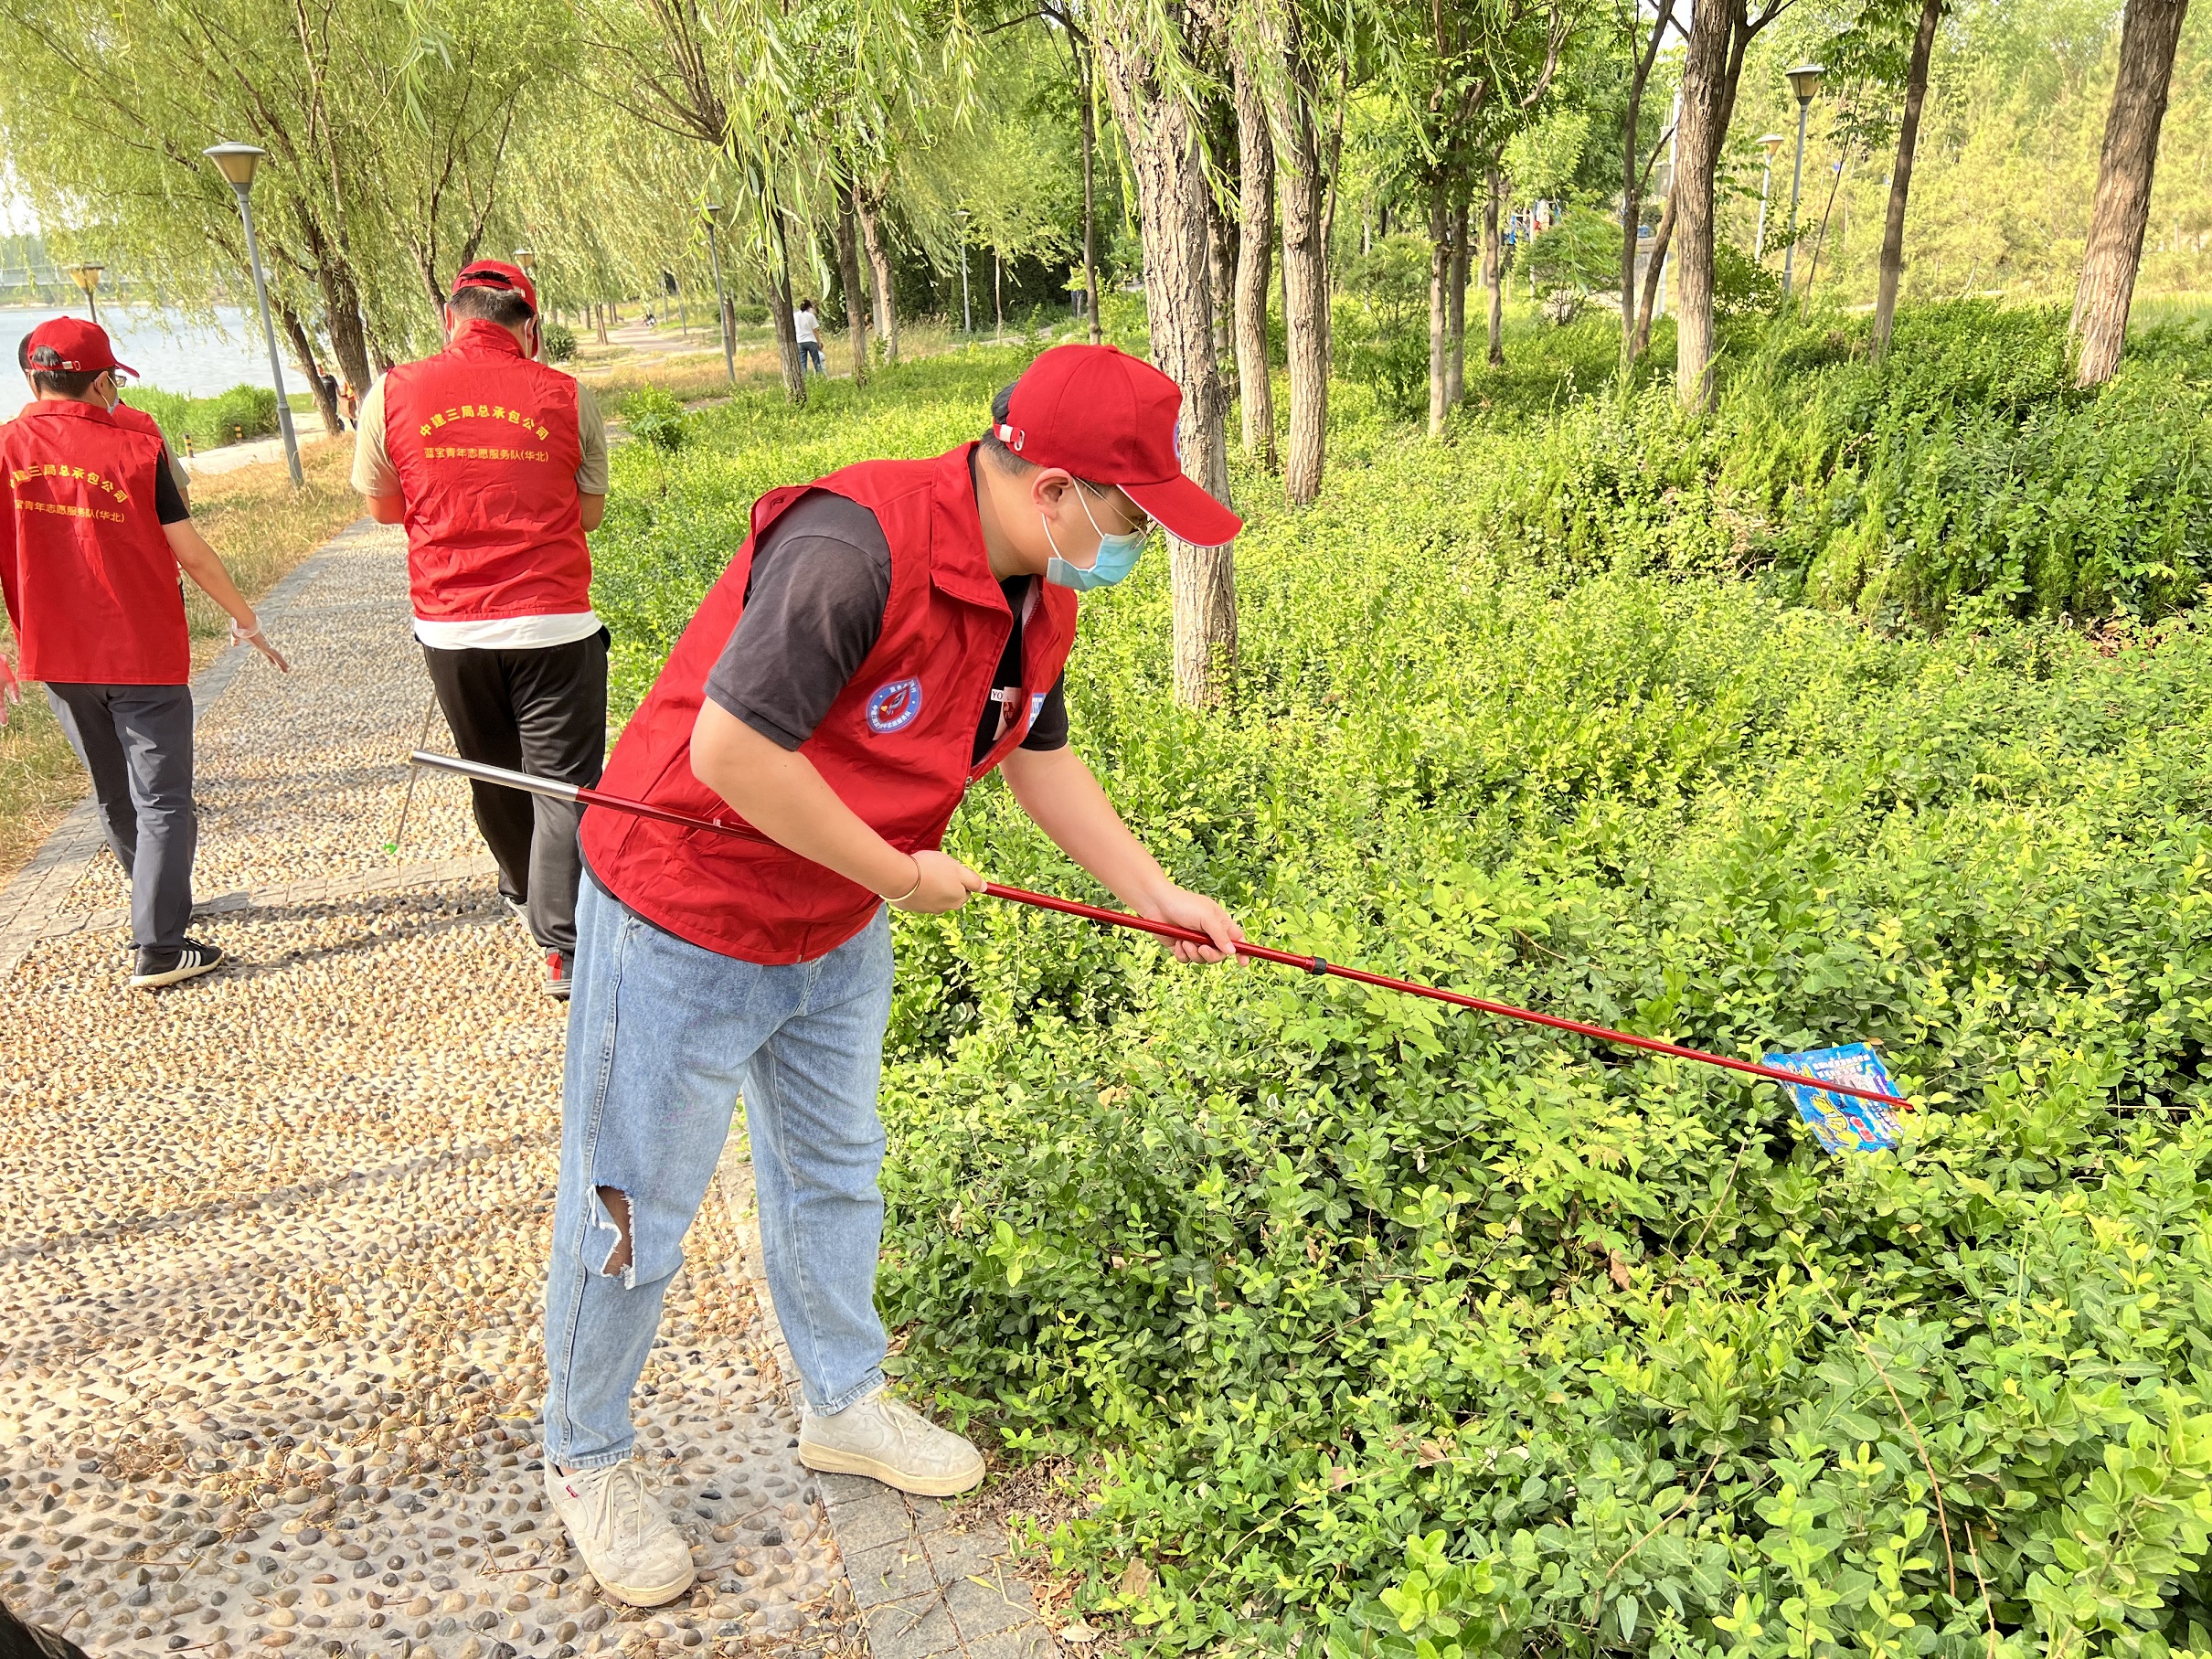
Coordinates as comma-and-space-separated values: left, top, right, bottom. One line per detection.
1634, 188, 1675, 355
310, 259, 375, 403
857, 190, 899, 364
1620, 0, 1677, 371
770, 213, 807, 407
1872, 0, 1942, 361
593, 303, 609, 345
1446, 193, 1470, 405
1259, 0, 1330, 505
1098, 5, 1236, 707
1208, 188, 1237, 399
2071, 0, 2190, 385
279, 307, 343, 435
836, 186, 870, 383
1484, 166, 1506, 367
1231, 45, 1276, 467
1671, 0, 1735, 412
1427, 177, 1452, 438
1078, 42, 1104, 344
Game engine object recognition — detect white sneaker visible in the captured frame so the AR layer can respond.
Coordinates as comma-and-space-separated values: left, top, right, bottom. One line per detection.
544, 1459, 697, 1606
798, 1387, 984, 1496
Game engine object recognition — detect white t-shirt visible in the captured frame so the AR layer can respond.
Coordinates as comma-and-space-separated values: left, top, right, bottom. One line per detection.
793, 308, 820, 345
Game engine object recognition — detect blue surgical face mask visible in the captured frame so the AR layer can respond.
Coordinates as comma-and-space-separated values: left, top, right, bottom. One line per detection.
1044, 488, 1150, 592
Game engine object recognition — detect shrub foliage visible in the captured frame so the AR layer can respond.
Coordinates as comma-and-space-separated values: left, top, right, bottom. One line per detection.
592, 318, 2212, 1658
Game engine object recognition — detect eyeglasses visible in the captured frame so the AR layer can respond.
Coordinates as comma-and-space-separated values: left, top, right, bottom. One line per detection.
1077, 482, 1154, 538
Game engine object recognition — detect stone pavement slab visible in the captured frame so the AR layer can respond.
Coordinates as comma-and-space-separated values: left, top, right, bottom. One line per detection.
0, 523, 856, 1658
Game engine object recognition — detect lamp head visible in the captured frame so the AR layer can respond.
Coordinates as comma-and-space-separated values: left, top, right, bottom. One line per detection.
203, 142, 266, 193
68, 263, 104, 293
513, 247, 537, 273
1786, 63, 1825, 103
701, 201, 727, 229
1759, 133, 1789, 160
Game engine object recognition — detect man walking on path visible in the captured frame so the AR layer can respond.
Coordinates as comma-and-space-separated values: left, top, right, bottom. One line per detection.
354, 259, 611, 998
792, 300, 824, 377
0, 317, 290, 989
538, 344, 1243, 1607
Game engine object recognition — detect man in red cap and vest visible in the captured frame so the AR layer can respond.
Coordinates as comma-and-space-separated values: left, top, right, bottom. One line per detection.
0, 317, 290, 989
354, 259, 610, 996
536, 344, 1242, 1605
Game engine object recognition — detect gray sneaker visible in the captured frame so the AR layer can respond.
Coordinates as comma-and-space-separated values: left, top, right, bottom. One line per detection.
544, 1459, 696, 1606
798, 1387, 984, 1496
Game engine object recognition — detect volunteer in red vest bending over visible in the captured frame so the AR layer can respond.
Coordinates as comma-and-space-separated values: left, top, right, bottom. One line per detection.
354, 259, 610, 997
0, 318, 289, 991
537, 345, 1242, 1606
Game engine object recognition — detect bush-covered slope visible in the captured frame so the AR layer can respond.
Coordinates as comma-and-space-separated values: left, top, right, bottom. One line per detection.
592, 321, 2212, 1658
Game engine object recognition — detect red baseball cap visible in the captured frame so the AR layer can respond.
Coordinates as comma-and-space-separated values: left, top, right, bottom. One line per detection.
452, 259, 537, 315
25, 316, 137, 378
992, 345, 1241, 548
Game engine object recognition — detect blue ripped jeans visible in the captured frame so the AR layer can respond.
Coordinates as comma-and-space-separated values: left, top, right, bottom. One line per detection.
542, 874, 895, 1470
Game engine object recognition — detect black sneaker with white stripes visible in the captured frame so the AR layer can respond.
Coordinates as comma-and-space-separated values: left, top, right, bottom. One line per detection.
130, 937, 227, 990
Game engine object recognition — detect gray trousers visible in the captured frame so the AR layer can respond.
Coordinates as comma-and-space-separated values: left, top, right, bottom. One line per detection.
45, 682, 197, 952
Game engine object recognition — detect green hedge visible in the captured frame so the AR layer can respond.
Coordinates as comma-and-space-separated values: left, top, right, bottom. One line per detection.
590, 323, 2212, 1658
127, 383, 280, 452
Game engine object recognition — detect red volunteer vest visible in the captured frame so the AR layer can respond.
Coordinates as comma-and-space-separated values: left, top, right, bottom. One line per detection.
379, 321, 592, 622
584, 444, 1079, 964
0, 400, 186, 685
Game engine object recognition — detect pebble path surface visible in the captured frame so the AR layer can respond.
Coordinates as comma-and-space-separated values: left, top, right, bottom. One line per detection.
0, 524, 858, 1658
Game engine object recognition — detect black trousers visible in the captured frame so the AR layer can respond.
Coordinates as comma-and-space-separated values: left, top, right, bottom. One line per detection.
422, 630, 608, 956
46, 682, 197, 951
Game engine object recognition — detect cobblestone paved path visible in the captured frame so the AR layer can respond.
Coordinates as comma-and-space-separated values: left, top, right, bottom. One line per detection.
0, 524, 856, 1658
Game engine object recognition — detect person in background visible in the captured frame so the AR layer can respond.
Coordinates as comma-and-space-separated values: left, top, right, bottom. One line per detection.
339, 380, 358, 431
0, 317, 290, 990
352, 259, 610, 998
792, 300, 824, 378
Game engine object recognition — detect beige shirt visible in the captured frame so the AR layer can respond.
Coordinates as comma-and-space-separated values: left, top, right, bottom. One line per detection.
350, 368, 610, 649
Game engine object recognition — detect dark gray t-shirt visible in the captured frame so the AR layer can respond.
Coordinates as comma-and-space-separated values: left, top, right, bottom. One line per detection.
703, 488, 1069, 764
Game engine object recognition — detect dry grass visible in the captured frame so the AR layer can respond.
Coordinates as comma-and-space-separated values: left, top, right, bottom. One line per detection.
0, 437, 365, 886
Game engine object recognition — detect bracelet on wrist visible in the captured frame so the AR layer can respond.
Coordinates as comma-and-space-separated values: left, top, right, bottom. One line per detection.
884, 856, 923, 907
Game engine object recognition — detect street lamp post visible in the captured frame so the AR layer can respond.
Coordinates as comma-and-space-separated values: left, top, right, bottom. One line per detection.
1753, 134, 1788, 261
956, 210, 972, 335
68, 264, 105, 325
701, 202, 736, 386
1781, 64, 1824, 301
203, 142, 303, 488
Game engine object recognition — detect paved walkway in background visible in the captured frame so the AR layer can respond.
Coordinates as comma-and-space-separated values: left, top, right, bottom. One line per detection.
179, 429, 336, 479
0, 521, 1060, 1659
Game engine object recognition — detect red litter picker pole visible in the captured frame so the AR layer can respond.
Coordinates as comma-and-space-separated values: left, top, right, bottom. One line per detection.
407, 751, 1911, 1111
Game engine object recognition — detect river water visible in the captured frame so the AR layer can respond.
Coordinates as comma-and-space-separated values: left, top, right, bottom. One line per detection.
0, 303, 288, 399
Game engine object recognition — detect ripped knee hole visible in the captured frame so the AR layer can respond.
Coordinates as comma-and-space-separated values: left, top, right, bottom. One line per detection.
594, 1186, 633, 1276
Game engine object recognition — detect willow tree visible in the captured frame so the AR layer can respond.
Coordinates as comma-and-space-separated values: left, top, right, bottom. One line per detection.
0, 0, 573, 393
1094, 0, 1237, 705
2071, 0, 2192, 385
1665, 0, 1786, 409
1250, 0, 1343, 505
1377, 0, 1574, 436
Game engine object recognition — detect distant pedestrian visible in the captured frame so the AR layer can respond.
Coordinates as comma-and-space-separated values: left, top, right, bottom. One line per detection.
793, 300, 824, 377
351, 259, 610, 999
319, 370, 338, 421
0, 317, 290, 991
339, 381, 357, 430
